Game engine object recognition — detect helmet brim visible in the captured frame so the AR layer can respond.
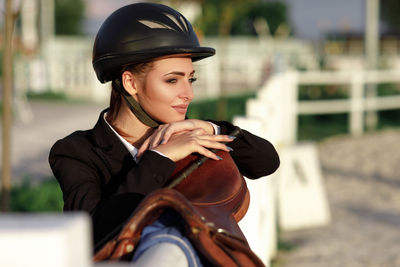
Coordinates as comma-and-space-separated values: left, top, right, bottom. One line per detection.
93, 46, 215, 83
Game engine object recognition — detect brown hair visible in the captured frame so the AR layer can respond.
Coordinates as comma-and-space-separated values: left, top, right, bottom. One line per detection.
106, 62, 153, 124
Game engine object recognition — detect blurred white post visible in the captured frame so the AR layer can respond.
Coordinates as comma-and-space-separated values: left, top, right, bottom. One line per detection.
282, 72, 299, 145
21, 0, 38, 51
205, 52, 221, 98
14, 0, 37, 124
256, 71, 299, 146
365, 0, 380, 130
0, 214, 92, 267
40, 0, 55, 45
277, 143, 331, 231
350, 72, 364, 136
234, 116, 276, 267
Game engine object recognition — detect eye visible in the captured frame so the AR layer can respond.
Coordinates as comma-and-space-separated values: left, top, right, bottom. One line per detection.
189, 77, 197, 83
166, 78, 177, 84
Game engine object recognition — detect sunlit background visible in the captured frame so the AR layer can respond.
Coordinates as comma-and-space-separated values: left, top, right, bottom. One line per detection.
0, 0, 399, 266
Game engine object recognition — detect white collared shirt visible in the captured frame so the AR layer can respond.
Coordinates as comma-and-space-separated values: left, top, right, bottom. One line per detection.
104, 113, 141, 162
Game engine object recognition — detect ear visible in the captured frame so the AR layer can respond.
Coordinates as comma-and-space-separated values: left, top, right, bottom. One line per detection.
121, 70, 140, 96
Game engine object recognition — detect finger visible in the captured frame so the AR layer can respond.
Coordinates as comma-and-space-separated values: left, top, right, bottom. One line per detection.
196, 139, 232, 152
195, 134, 235, 143
137, 138, 151, 157
162, 121, 197, 143
185, 135, 231, 152
192, 128, 211, 136
194, 146, 222, 161
144, 125, 166, 149
161, 125, 179, 144
151, 125, 170, 147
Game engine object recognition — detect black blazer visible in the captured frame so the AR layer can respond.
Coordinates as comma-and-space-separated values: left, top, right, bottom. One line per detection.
49, 109, 279, 247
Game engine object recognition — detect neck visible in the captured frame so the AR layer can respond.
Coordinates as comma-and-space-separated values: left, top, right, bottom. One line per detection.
110, 102, 155, 148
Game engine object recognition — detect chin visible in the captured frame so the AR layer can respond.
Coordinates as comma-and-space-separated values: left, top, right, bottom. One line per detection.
172, 115, 186, 123
158, 114, 185, 124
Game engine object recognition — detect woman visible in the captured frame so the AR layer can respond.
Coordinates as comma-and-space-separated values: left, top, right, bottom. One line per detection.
49, 2, 279, 266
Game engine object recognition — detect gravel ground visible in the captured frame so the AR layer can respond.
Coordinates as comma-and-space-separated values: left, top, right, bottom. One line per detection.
275, 129, 400, 267
0, 100, 105, 184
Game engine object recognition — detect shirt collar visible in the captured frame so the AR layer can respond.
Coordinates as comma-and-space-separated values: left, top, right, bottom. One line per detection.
103, 112, 139, 163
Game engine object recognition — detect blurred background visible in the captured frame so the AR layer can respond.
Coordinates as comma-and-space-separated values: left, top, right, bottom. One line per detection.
0, 0, 399, 266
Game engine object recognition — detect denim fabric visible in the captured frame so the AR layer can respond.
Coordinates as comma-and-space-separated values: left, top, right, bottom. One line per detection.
132, 212, 203, 267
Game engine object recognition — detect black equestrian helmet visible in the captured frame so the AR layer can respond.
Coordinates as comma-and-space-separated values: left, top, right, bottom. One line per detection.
92, 2, 216, 83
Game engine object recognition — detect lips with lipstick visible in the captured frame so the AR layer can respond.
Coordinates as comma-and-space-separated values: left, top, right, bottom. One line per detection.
172, 104, 189, 114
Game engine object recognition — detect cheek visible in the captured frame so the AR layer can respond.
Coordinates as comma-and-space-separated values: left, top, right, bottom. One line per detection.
140, 82, 175, 112
146, 83, 172, 104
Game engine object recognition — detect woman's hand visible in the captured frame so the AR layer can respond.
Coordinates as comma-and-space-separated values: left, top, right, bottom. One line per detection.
137, 120, 232, 161
151, 119, 215, 144
150, 129, 233, 161
138, 119, 213, 155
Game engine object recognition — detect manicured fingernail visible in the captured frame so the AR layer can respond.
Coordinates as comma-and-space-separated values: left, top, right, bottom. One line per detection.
217, 156, 223, 160
228, 136, 236, 140
226, 146, 233, 151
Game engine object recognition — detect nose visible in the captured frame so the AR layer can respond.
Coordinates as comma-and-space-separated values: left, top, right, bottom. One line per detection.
179, 80, 194, 102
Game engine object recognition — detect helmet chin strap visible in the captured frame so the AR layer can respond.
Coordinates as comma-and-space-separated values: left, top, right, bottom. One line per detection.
121, 91, 160, 128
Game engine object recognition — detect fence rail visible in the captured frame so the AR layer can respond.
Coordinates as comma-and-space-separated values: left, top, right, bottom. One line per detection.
296, 70, 400, 136
240, 69, 400, 148
298, 95, 400, 114
298, 69, 400, 84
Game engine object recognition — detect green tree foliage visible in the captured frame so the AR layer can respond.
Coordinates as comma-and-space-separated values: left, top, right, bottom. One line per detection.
55, 0, 86, 35
7, 178, 63, 212
381, 0, 400, 27
195, 0, 287, 36
187, 92, 255, 122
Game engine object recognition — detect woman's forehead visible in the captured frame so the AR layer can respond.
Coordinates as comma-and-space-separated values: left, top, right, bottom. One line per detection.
151, 56, 194, 73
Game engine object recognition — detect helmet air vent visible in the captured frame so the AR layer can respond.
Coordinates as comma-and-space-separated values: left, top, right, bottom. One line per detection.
164, 13, 187, 33
138, 20, 176, 31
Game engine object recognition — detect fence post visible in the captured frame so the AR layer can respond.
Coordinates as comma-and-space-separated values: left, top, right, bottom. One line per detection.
233, 116, 277, 267
205, 52, 221, 98
365, 0, 380, 131
284, 71, 299, 145
350, 72, 364, 136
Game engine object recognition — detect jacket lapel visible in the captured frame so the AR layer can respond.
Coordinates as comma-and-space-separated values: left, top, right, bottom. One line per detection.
90, 109, 136, 176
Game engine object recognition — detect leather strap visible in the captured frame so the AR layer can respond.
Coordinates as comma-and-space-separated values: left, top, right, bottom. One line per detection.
113, 76, 160, 128
121, 92, 160, 128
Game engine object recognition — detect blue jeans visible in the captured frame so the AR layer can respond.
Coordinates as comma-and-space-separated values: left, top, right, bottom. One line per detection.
131, 212, 203, 267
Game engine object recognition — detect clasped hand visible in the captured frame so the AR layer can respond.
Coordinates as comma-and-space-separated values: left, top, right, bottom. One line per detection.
137, 119, 233, 162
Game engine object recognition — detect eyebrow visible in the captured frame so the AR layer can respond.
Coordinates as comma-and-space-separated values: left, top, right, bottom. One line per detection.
164, 70, 195, 76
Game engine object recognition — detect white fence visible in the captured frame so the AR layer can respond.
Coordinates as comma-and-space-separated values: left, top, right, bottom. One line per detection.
14, 37, 110, 103
296, 70, 400, 137
234, 69, 400, 266
241, 69, 400, 147
14, 36, 319, 104
14, 36, 400, 115
0, 213, 92, 267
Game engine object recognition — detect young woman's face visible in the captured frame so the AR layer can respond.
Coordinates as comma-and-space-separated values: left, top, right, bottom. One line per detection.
135, 56, 196, 123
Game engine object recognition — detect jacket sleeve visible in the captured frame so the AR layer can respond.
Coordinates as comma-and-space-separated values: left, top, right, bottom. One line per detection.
209, 120, 280, 179
49, 136, 176, 245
